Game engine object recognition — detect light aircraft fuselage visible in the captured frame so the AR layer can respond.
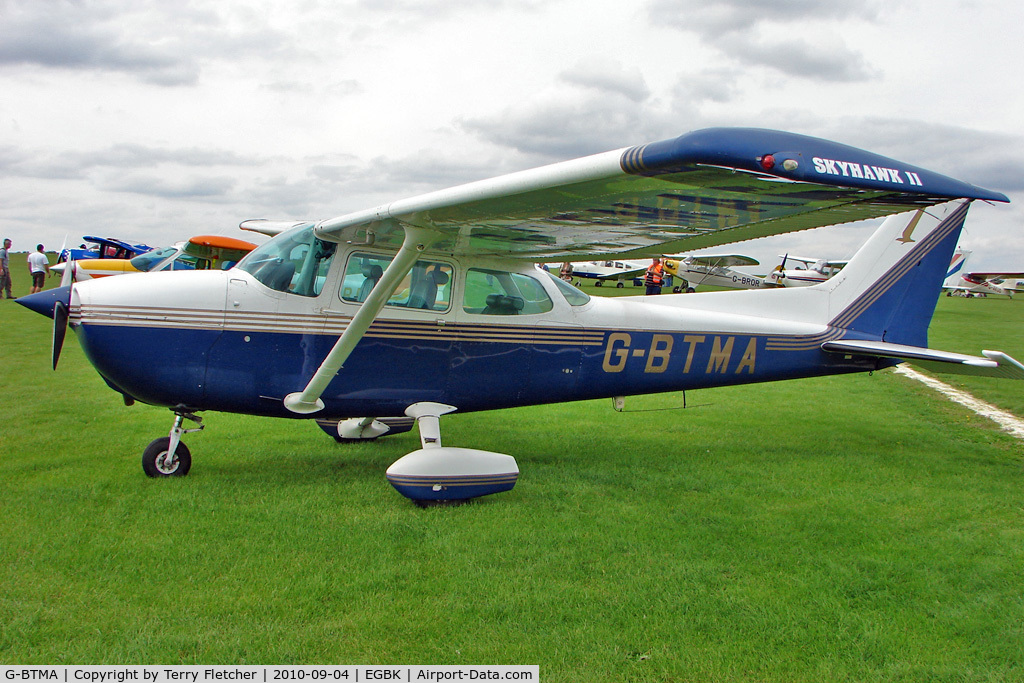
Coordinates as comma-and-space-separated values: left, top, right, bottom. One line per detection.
69, 254, 877, 421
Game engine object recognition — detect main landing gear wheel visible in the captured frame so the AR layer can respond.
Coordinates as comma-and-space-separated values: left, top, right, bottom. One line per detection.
142, 437, 192, 477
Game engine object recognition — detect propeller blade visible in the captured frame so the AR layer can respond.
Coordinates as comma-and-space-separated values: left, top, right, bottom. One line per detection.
52, 300, 68, 370
59, 259, 75, 287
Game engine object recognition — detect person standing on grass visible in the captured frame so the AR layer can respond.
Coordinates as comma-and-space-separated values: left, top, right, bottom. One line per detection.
28, 244, 49, 294
644, 257, 664, 295
0, 238, 11, 299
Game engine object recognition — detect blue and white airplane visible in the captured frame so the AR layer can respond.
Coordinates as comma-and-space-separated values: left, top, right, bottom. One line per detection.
942, 248, 1024, 298
18, 128, 1024, 503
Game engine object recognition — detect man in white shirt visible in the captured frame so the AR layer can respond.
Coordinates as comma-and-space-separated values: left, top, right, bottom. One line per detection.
0, 238, 11, 298
27, 244, 49, 294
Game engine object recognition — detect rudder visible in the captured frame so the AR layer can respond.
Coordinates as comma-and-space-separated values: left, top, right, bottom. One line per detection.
823, 200, 972, 346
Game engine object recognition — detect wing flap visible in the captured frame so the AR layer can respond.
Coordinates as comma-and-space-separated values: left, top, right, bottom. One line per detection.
822, 340, 1024, 380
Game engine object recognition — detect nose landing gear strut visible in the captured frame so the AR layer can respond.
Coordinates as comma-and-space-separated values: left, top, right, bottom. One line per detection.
142, 409, 204, 477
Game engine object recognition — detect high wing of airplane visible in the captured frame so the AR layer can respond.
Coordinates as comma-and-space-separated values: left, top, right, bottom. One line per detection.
765, 254, 849, 287
53, 235, 257, 283
17, 127, 1022, 505
663, 253, 763, 292
56, 236, 154, 264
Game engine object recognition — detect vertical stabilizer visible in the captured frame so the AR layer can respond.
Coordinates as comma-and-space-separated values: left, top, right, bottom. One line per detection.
823, 200, 971, 346
943, 247, 972, 289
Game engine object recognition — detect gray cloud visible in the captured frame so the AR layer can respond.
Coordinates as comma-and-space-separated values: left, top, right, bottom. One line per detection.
458, 67, 680, 162
1, 143, 265, 182
651, 0, 880, 33
0, 1, 200, 85
559, 61, 651, 103
461, 99, 663, 161
650, 0, 882, 82
0, 0, 306, 86
352, 0, 544, 22
716, 34, 876, 82
672, 68, 742, 104
101, 173, 237, 200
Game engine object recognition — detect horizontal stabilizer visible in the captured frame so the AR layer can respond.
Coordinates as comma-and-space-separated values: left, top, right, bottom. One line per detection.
821, 340, 1024, 380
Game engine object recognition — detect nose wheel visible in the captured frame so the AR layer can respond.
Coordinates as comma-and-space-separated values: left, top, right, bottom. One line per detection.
142, 410, 203, 477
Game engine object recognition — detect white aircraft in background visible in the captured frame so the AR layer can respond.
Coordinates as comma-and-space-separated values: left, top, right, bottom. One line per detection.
663, 254, 763, 292
567, 258, 648, 287
942, 248, 1023, 298
17, 127, 1023, 507
565, 253, 763, 291
765, 254, 848, 287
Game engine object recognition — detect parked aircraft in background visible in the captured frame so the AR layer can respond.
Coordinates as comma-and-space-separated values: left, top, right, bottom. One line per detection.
565, 258, 647, 286
950, 274, 1024, 298
17, 127, 1023, 506
765, 255, 848, 287
562, 253, 763, 292
942, 248, 1023, 297
56, 236, 154, 264
52, 235, 257, 283
663, 254, 763, 292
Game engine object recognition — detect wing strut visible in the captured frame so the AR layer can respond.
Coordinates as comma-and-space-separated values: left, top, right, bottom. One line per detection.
283, 224, 441, 414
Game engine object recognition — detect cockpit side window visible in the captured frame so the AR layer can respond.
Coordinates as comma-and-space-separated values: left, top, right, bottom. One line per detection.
463, 268, 553, 315
546, 272, 591, 306
340, 252, 453, 312
237, 224, 335, 296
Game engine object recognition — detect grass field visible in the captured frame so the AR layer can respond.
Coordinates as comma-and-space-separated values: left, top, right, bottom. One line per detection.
2, 259, 1023, 680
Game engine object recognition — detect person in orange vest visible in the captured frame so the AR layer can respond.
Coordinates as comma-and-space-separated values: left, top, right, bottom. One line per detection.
644, 257, 664, 295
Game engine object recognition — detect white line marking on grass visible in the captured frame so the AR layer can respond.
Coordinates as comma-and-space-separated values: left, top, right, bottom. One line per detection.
894, 365, 1024, 441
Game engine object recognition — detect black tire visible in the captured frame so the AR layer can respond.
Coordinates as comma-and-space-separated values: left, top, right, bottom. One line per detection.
616, 282, 624, 288
142, 437, 192, 477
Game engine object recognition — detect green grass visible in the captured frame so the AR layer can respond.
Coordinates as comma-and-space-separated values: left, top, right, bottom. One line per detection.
1, 262, 1023, 680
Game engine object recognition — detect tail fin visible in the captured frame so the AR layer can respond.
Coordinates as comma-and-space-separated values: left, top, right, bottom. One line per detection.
943, 247, 972, 289
822, 200, 971, 346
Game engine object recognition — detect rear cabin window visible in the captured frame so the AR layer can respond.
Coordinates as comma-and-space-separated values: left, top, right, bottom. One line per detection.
463, 268, 553, 315
340, 253, 453, 312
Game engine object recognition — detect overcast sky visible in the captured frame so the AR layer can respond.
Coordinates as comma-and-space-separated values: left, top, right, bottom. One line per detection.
3, 0, 1022, 270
